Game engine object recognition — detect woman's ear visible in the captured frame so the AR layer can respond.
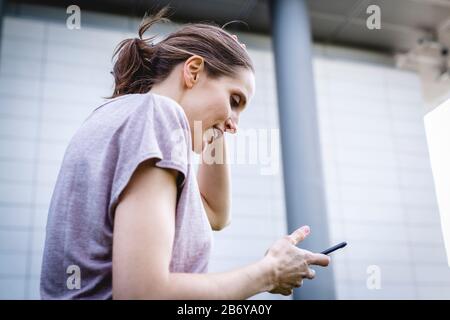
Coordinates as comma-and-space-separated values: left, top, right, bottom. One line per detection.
183, 55, 204, 88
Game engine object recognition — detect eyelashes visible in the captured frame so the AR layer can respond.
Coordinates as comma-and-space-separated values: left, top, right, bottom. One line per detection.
230, 95, 240, 108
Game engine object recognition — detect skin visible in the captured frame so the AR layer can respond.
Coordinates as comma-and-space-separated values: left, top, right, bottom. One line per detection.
113, 40, 331, 299
148, 55, 254, 230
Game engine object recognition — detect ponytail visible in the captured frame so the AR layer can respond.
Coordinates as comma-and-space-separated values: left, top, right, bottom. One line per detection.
109, 7, 170, 98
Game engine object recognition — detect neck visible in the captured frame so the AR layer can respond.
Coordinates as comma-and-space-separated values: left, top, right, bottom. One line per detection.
149, 79, 198, 150
149, 84, 183, 106
149, 82, 193, 127
148, 65, 185, 106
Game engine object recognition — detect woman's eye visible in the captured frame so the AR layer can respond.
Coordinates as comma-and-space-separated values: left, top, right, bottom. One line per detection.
230, 95, 240, 108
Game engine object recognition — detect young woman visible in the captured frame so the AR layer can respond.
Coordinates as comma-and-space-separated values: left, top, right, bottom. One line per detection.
40, 8, 330, 299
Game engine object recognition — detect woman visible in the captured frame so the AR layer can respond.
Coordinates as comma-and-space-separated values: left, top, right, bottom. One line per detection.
40, 8, 330, 299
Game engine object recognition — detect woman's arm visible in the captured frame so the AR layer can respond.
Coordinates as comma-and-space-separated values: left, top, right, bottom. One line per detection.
112, 159, 272, 299
197, 136, 231, 231
113, 159, 330, 299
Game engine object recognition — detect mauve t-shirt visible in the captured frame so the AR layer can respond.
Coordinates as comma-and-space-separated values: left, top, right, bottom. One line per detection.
40, 92, 213, 299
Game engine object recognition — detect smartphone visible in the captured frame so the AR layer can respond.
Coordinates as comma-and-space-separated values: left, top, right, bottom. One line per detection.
321, 241, 347, 255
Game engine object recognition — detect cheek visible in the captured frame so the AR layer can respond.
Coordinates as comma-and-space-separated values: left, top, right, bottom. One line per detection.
215, 95, 230, 119
219, 105, 230, 121
231, 110, 240, 122
205, 97, 228, 124
199, 83, 230, 125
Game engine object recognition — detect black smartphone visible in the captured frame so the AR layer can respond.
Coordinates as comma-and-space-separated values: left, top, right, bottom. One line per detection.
321, 241, 347, 255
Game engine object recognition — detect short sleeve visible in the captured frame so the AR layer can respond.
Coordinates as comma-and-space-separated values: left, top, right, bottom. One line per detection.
108, 94, 191, 218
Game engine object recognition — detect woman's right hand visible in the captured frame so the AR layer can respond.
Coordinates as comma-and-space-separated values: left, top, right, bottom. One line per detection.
263, 226, 331, 296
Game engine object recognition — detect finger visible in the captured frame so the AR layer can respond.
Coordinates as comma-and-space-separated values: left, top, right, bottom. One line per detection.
282, 288, 293, 296
230, 34, 247, 49
307, 253, 331, 267
294, 279, 303, 288
287, 225, 310, 245
304, 268, 316, 280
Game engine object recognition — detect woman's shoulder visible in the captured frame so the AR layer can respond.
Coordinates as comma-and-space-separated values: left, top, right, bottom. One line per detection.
148, 92, 189, 127
69, 91, 191, 170
87, 92, 188, 129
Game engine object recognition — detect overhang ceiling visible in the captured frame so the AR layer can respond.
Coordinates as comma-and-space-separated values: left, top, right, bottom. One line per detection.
6, 0, 450, 54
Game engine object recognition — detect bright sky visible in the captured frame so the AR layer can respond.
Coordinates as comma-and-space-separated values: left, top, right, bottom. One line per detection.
424, 98, 450, 268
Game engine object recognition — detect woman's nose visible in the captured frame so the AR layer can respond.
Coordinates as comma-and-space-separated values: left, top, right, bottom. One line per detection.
225, 117, 238, 134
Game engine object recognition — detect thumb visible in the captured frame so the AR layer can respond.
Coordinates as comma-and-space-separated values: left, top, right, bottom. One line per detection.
287, 225, 310, 245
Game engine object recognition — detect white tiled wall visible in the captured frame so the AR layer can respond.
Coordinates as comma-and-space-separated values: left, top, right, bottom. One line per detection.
314, 52, 450, 299
0, 15, 126, 299
0, 10, 448, 300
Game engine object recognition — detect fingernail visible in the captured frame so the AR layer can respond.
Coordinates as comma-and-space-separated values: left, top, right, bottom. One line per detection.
303, 226, 310, 234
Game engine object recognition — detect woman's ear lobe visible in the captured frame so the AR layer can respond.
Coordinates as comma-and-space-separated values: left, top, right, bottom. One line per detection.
182, 67, 195, 88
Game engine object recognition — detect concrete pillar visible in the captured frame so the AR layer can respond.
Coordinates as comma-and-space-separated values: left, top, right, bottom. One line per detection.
269, 0, 336, 300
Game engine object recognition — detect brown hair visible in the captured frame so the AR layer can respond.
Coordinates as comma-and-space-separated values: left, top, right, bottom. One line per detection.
109, 7, 254, 98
